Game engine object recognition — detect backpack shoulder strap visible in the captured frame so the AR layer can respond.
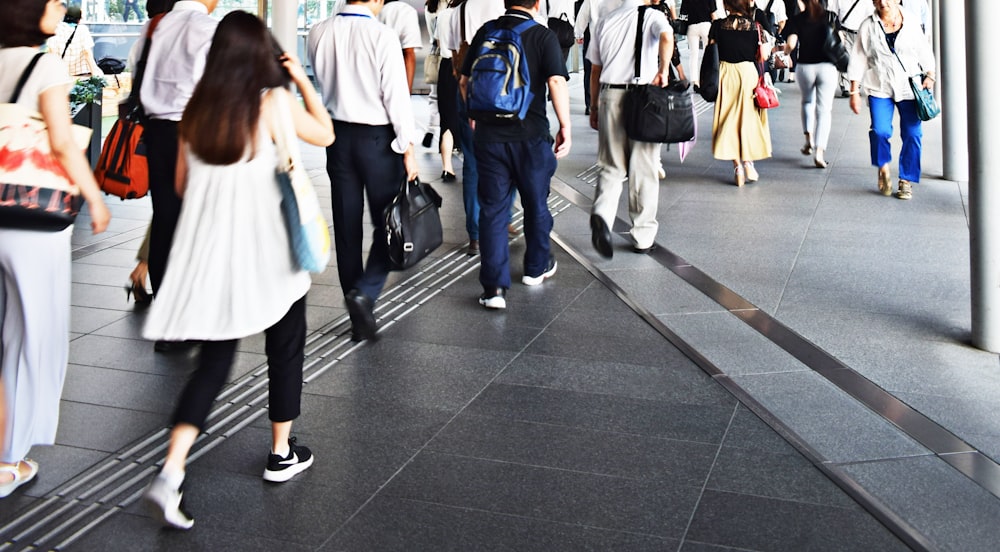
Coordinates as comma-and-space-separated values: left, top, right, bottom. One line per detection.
460, 2, 467, 41
9, 52, 46, 103
511, 17, 537, 34
62, 25, 80, 59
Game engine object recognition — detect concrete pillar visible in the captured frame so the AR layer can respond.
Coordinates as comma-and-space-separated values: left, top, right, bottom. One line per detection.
271, 0, 299, 55
967, 0, 1000, 352
940, 0, 967, 181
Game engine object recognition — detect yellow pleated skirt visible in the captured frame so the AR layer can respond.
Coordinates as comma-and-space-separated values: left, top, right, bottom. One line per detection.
712, 61, 772, 162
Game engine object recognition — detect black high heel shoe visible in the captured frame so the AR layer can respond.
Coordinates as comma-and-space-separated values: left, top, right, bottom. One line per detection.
125, 282, 152, 305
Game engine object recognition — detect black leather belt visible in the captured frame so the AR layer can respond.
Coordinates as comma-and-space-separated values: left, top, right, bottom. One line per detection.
841, 28, 857, 34
602, 84, 637, 90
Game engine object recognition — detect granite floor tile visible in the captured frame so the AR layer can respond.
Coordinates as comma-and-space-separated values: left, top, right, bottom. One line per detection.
465, 384, 735, 444
322, 495, 677, 552
719, 405, 799, 456
378, 311, 544, 352
70, 306, 130, 335
523, 324, 693, 369
684, 489, 908, 552
19, 445, 114, 498
496, 353, 734, 406
706, 445, 857, 508
55, 401, 167, 453
427, 413, 719, 487
62, 364, 183, 414
383, 451, 702, 539
260, 393, 454, 450
838, 455, 1000, 552
66, 511, 313, 552
304, 340, 512, 410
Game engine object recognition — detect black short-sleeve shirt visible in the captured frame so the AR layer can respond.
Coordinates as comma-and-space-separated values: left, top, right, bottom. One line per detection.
783, 12, 837, 64
460, 10, 569, 143
709, 12, 770, 64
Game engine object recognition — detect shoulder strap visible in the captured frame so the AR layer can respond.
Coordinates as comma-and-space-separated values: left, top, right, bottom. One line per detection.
62, 25, 80, 58
460, 2, 467, 41
632, 6, 648, 84
843, 0, 861, 23
126, 14, 165, 111
766, 0, 774, 12
9, 52, 46, 103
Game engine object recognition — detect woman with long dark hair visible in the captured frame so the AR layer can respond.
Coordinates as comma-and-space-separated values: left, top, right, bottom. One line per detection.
709, 0, 772, 186
847, 0, 934, 200
0, 0, 110, 498
141, 11, 333, 528
783, 0, 840, 167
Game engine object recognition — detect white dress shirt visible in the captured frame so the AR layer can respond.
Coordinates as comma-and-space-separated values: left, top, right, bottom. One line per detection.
828, 0, 874, 32
436, 7, 455, 59
443, 0, 505, 53
587, 0, 672, 84
139, 1, 218, 121
307, 5, 416, 154
574, 0, 626, 39
379, 1, 423, 49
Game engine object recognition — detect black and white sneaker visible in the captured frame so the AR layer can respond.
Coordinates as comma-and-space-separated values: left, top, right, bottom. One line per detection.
143, 473, 194, 530
478, 287, 507, 310
263, 437, 314, 483
521, 256, 557, 286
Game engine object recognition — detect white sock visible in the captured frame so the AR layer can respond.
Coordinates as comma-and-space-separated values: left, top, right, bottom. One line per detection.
159, 469, 185, 490
272, 442, 290, 458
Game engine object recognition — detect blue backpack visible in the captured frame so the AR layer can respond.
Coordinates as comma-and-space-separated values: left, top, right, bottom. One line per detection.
467, 18, 536, 123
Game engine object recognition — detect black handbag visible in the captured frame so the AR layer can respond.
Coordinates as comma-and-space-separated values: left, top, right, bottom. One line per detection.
546, 1, 576, 49
698, 42, 719, 102
623, 7, 695, 144
823, 12, 850, 72
383, 177, 444, 270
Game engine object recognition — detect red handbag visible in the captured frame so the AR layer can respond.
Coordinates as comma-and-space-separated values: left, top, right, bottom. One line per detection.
753, 75, 780, 109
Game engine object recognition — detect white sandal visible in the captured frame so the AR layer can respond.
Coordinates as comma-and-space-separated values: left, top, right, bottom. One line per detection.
0, 459, 39, 498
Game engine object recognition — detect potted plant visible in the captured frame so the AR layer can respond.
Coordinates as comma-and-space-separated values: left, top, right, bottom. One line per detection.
70, 75, 106, 168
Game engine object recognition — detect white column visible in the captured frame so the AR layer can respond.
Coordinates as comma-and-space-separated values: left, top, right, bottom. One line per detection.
940, 0, 967, 181
968, 0, 1000, 352
271, 0, 299, 54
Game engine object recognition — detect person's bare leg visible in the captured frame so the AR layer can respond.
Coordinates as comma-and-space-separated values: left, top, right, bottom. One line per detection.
162, 423, 199, 476
440, 129, 455, 176
271, 420, 291, 456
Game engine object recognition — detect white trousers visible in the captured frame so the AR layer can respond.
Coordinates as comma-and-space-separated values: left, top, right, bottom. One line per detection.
0, 227, 71, 463
592, 88, 660, 250
796, 62, 840, 150
687, 22, 713, 87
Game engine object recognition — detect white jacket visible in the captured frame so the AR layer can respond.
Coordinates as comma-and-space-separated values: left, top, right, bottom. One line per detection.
846, 8, 935, 102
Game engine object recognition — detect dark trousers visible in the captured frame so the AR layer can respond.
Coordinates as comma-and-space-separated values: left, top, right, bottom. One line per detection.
143, 119, 182, 295
172, 296, 307, 429
583, 32, 592, 108
475, 136, 557, 289
327, 121, 404, 301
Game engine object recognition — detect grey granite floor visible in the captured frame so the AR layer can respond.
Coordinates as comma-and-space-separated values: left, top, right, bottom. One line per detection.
1, 61, 991, 551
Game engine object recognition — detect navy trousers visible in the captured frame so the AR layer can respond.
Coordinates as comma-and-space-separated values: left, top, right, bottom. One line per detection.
475, 136, 557, 290
326, 121, 405, 301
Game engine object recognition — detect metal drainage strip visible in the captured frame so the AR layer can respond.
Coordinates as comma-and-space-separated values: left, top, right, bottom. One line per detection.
0, 197, 572, 552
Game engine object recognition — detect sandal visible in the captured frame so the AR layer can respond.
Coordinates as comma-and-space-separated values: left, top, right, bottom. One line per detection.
743, 161, 759, 182
734, 166, 745, 187
878, 165, 892, 196
0, 459, 39, 498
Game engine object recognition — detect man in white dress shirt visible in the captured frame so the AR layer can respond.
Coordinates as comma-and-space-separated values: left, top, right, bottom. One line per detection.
828, 0, 874, 95
308, 0, 419, 342
587, 0, 672, 258
378, 0, 423, 90
139, 0, 218, 348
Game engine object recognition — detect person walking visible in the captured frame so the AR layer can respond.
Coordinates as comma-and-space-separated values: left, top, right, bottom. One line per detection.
458, 0, 572, 309
680, 0, 722, 90
783, 0, 840, 168
828, 0, 874, 96
46, 6, 103, 77
709, 0, 772, 186
847, 0, 935, 200
141, 12, 333, 528
139, 0, 219, 353
308, 0, 420, 342
0, 0, 110, 499
588, 0, 673, 258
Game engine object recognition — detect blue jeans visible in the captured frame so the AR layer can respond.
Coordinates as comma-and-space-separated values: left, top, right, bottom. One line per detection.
868, 96, 923, 182
475, 136, 557, 290
456, 94, 479, 241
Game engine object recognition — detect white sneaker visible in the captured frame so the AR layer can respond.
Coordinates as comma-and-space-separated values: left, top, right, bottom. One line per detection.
521, 257, 557, 286
143, 473, 194, 530
479, 287, 507, 309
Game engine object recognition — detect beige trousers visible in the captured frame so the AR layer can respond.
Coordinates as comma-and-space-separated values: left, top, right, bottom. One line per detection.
592, 87, 661, 250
